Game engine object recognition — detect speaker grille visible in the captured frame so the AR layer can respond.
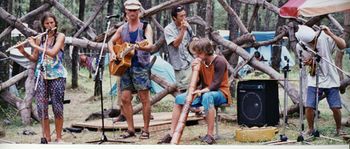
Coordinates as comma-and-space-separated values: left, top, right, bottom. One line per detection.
237, 80, 279, 127
241, 92, 262, 121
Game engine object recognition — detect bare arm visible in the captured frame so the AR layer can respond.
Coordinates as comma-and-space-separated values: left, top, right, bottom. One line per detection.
108, 27, 123, 59
322, 25, 347, 49
28, 33, 66, 58
17, 37, 40, 62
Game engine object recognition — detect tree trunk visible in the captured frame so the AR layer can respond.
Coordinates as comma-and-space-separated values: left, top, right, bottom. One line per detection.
248, 5, 259, 32
271, 0, 287, 72
204, 0, 213, 38
335, 11, 350, 82
71, 0, 86, 89
0, 0, 9, 46
264, 7, 271, 31
19, 64, 36, 125
107, 0, 114, 15
217, 0, 249, 34
228, 0, 240, 69
271, 45, 282, 72
196, 1, 206, 37
237, 0, 279, 14
275, 0, 287, 31
242, 4, 249, 26
140, 0, 152, 9
28, 0, 42, 31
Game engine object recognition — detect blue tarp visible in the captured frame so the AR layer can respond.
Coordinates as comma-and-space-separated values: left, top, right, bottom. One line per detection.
221, 31, 295, 76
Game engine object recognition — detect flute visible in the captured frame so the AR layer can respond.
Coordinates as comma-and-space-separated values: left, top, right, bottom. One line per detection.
5, 27, 57, 52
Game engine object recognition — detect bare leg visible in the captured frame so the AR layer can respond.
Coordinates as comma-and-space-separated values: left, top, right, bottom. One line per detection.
55, 117, 63, 142
121, 90, 134, 132
331, 108, 342, 134
305, 107, 314, 134
138, 90, 151, 132
206, 107, 215, 136
43, 118, 51, 142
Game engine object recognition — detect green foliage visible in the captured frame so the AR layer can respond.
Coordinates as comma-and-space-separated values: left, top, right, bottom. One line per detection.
213, 0, 228, 30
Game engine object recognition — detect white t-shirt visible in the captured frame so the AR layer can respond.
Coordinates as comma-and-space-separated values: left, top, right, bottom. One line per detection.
296, 32, 340, 88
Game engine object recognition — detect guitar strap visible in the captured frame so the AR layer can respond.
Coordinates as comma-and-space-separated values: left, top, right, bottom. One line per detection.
142, 21, 148, 40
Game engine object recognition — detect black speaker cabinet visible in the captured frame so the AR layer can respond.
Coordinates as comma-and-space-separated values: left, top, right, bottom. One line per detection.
237, 80, 279, 127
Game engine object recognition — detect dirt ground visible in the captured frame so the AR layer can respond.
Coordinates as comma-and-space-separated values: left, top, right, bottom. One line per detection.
1, 71, 350, 145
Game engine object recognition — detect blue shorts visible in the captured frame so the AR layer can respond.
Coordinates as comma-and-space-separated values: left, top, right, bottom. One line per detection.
306, 87, 342, 109
120, 64, 151, 92
175, 91, 228, 114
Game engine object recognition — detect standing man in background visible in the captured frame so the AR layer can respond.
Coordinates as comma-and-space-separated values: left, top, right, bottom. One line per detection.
164, 5, 195, 93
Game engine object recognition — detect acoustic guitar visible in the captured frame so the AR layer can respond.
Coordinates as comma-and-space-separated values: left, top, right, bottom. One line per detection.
109, 40, 149, 76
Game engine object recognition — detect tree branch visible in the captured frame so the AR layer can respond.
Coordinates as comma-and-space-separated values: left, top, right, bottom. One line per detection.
73, 0, 109, 38
46, 0, 96, 39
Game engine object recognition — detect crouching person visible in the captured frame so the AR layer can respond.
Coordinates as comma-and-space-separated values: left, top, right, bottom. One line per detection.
157, 38, 232, 144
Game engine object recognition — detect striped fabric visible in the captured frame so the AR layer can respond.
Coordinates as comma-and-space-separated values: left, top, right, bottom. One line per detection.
279, 0, 350, 18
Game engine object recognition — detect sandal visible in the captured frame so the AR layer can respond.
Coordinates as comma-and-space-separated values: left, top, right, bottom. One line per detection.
199, 134, 216, 144
336, 129, 348, 136
119, 130, 136, 139
139, 130, 150, 139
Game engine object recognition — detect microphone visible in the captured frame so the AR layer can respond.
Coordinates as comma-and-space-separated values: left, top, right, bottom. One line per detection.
105, 14, 120, 19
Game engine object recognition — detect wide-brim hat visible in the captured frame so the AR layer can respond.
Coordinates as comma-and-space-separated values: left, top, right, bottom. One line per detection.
124, 0, 141, 10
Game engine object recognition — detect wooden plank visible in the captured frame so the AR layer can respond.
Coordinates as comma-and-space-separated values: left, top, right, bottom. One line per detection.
71, 112, 203, 132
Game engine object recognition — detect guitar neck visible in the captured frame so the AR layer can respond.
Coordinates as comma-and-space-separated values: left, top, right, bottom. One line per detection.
120, 40, 148, 58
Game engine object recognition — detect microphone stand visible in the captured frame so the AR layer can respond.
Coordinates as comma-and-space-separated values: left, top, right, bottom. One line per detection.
312, 53, 321, 138
297, 50, 305, 142
86, 16, 133, 144
37, 32, 49, 144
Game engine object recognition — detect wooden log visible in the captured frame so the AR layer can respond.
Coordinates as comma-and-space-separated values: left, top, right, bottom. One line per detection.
0, 71, 28, 91
171, 60, 200, 144
0, 3, 51, 40
327, 14, 344, 34
133, 81, 177, 114
141, 0, 201, 18
0, 90, 39, 122
0, 7, 37, 37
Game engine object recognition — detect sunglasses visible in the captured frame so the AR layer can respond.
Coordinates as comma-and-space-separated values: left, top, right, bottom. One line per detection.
175, 6, 184, 12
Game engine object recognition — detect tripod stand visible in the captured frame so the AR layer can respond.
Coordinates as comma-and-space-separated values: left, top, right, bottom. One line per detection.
86, 16, 133, 144
280, 56, 290, 142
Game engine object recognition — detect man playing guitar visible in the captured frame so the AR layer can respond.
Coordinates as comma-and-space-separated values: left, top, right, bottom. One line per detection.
107, 0, 153, 139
